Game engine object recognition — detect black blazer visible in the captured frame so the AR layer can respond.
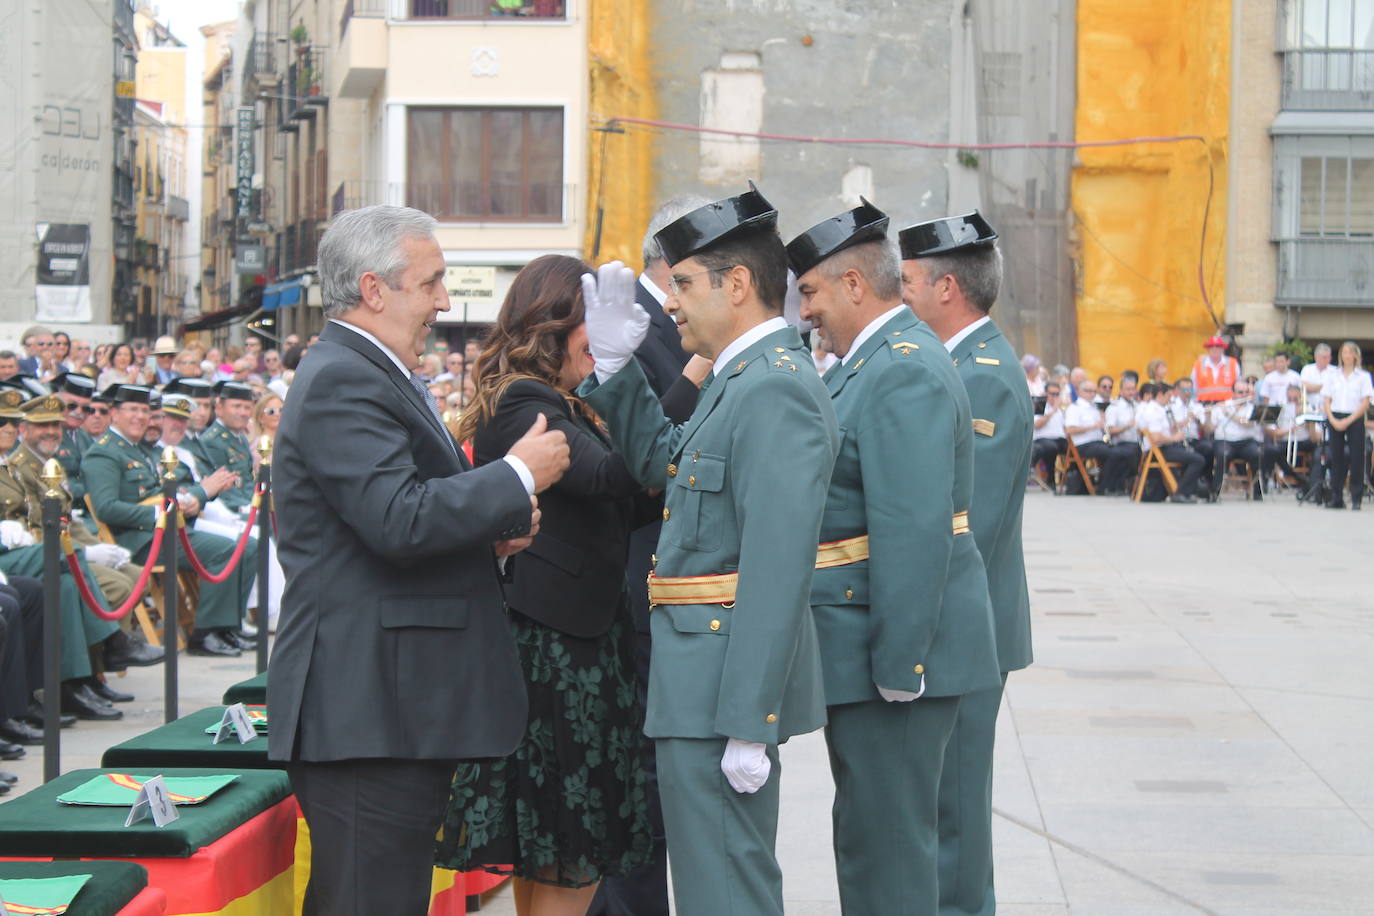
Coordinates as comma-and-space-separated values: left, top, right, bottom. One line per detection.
632, 279, 690, 398
268, 322, 533, 763
474, 378, 654, 638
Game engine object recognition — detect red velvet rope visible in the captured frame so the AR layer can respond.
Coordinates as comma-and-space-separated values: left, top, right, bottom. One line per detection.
63, 504, 170, 621
175, 487, 262, 584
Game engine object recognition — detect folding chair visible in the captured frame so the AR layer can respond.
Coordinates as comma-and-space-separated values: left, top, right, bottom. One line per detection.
1057, 438, 1098, 495
1132, 435, 1181, 502
1224, 458, 1258, 500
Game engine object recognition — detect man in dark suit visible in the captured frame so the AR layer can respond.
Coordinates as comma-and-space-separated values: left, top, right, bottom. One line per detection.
267, 205, 570, 916
589, 196, 711, 916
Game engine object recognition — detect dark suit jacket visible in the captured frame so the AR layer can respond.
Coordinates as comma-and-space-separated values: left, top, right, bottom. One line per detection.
475, 378, 653, 638
267, 321, 533, 763
632, 278, 689, 397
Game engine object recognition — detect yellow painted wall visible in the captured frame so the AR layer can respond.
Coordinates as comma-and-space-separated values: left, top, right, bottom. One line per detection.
1071, 0, 1229, 382
583, 0, 654, 267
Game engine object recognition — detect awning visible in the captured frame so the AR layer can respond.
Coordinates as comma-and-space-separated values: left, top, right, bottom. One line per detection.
261, 278, 304, 311
182, 300, 257, 332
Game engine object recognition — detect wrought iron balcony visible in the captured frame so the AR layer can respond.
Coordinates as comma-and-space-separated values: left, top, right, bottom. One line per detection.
1281, 50, 1374, 111
1276, 237, 1374, 306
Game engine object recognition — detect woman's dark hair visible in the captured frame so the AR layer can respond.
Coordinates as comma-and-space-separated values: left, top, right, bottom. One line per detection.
455, 254, 592, 443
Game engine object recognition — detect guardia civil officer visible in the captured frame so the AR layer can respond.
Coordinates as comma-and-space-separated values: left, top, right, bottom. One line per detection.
899, 213, 1033, 916
787, 202, 1000, 916
578, 185, 839, 916
194, 381, 256, 513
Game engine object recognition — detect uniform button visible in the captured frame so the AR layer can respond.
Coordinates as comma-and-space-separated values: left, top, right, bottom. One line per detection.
709, 619, 721, 631
651, 554, 658, 567
688, 475, 696, 486
914, 664, 925, 674
765, 714, 777, 723
844, 588, 854, 599
667, 464, 677, 477
662, 508, 671, 521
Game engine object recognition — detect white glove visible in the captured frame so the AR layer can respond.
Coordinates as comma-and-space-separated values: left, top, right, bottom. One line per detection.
0, 568, 8, 585
582, 261, 649, 384
0, 520, 35, 550
720, 738, 771, 794
877, 673, 926, 703
84, 543, 132, 569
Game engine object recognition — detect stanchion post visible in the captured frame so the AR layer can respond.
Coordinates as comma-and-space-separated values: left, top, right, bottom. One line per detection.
160, 447, 181, 724
39, 459, 65, 783
255, 436, 272, 674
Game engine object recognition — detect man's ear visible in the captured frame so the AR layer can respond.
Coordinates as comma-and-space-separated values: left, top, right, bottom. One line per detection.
726, 264, 751, 307
358, 272, 386, 313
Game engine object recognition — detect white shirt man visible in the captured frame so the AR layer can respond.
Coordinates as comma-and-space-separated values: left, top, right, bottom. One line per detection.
1300, 349, 1340, 413
1137, 383, 1205, 500
1207, 381, 1264, 501
1259, 355, 1301, 405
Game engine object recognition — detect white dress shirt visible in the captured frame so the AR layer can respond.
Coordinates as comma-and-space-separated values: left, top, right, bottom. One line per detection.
1064, 398, 1104, 446
1033, 402, 1066, 440
712, 316, 790, 377
1323, 368, 1374, 414
1259, 368, 1301, 405
842, 305, 909, 365
941, 315, 992, 354
1300, 362, 1340, 411
1104, 397, 1140, 445
1136, 400, 1171, 451
1212, 399, 1262, 442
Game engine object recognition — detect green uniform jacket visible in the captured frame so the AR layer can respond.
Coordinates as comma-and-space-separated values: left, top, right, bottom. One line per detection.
812, 309, 1000, 704
57, 430, 89, 504
950, 320, 1034, 673
80, 431, 174, 556
193, 421, 254, 511
11, 444, 100, 548
582, 325, 839, 745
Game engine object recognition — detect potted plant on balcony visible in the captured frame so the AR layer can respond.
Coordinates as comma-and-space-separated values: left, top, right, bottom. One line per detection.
290, 21, 309, 47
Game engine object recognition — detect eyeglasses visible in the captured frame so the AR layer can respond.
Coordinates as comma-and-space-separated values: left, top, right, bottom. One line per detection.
88, 407, 110, 416
0, 418, 19, 428
668, 266, 732, 296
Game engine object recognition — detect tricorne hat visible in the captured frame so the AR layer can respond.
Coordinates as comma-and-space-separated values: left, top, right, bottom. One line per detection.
898, 211, 998, 260
652, 182, 779, 268
213, 380, 255, 402
785, 198, 890, 278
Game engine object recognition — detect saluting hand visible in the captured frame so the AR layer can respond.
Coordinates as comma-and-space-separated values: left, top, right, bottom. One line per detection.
581, 261, 648, 381
506, 413, 569, 493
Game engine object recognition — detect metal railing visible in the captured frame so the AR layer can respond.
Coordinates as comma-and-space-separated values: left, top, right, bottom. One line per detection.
246, 36, 278, 84
1276, 237, 1374, 305
331, 180, 387, 216
1281, 50, 1374, 110
279, 219, 323, 273
341, 0, 388, 39
282, 47, 328, 125
408, 0, 566, 20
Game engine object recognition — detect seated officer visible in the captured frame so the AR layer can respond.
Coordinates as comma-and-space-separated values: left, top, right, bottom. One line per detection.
51, 373, 98, 507
11, 394, 165, 687
163, 377, 215, 440
1208, 379, 1264, 502
193, 381, 256, 513
0, 391, 135, 719
80, 385, 259, 657
1136, 383, 1204, 502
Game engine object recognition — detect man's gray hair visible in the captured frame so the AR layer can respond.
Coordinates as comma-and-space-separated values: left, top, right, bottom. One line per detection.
1314, 342, 1332, 356
641, 194, 713, 266
319, 206, 439, 318
918, 243, 1004, 313
818, 238, 902, 301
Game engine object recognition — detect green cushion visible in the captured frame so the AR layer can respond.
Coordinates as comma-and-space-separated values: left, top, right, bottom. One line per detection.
102, 707, 278, 771
0, 861, 147, 916
0, 767, 290, 859
221, 672, 267, 705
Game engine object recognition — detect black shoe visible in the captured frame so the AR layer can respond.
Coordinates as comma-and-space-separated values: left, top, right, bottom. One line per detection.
1169, 494, 1197, 504
1206, 492, 1220, 503
86, 679, 134, 703
0, 739, 24, 761
0, 718, 43, 745
188, 631, 241, 657
1327, 499, 1346, 509
222, 629, 257, 651
103, 630, 165, 671
0, 771, 17, 784
0, 782, 9, 796
23, 703, 76, 729
60, 682, 123, 721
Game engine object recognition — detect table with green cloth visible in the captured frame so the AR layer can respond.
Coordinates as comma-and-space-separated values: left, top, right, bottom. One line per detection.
0, 767, 294, 915
0, 861, 165, 916
102, 707, 274, 771
221, 672, 267, 706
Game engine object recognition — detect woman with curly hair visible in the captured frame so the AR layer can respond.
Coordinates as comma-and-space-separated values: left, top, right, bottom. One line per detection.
435, 254, 656, 916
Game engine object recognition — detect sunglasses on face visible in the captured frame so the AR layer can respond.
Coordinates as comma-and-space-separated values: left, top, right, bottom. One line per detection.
0, 418, 18, 428
262, 407, 282, 416
88, 407, 110, 416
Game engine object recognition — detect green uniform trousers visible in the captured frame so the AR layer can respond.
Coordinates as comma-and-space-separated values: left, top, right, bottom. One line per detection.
826, 694, 961, 916
0, 548, 116, 680
655, 737, 784, 916
134, 530, 256, 631
937, 676, 1007, 916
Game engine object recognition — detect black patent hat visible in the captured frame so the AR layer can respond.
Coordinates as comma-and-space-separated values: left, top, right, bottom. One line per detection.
652, 182, 779, 268
164, 377, 214, 399
0, 374, 51, 400
898, 211, 998, 260
52, 372, 96, 398
110, 385, 154, 405
785, 198, 890, 278
213, 380, 255, 402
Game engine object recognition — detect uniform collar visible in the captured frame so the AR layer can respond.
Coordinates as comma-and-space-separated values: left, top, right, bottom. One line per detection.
711, 316, 789, 378
942, 314, 992, 354
843, 304, 909, 365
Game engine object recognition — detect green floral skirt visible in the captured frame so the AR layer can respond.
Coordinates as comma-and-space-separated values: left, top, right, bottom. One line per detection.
434, 603, 654, 887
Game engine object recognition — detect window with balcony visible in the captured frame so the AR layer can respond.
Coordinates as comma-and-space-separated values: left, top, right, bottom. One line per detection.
1274, 134, 1374, 303
408, 0, 566, 21
407, 107, 564, 222
1282, 0, 1374, 108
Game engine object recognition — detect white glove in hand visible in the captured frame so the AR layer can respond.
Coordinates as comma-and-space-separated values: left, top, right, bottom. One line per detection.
877, 673, 926, 703
84, 543, 130, 569
720, 738, 771, 794
0, 568, 7, 585
0, 520, 35, 550
581, 261, 649, 384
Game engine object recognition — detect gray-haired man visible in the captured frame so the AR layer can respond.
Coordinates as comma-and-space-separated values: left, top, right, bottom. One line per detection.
267, 205, 569, 916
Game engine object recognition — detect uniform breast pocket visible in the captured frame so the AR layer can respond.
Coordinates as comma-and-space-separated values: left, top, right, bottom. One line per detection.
671, 452, 727, 552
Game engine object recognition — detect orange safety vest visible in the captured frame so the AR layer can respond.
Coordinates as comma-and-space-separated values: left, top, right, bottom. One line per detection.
1193, 355, 1239, 402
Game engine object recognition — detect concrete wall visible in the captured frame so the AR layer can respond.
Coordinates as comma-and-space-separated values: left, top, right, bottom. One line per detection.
1071, 0, 1229, 381
640, 0, 957, 246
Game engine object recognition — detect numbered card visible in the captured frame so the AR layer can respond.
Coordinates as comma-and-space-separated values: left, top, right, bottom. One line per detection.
212, 703, 259, 745
124, 774, 179, 828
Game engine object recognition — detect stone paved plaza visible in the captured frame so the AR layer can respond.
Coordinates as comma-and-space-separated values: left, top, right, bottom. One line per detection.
4, 489, 1372, 914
